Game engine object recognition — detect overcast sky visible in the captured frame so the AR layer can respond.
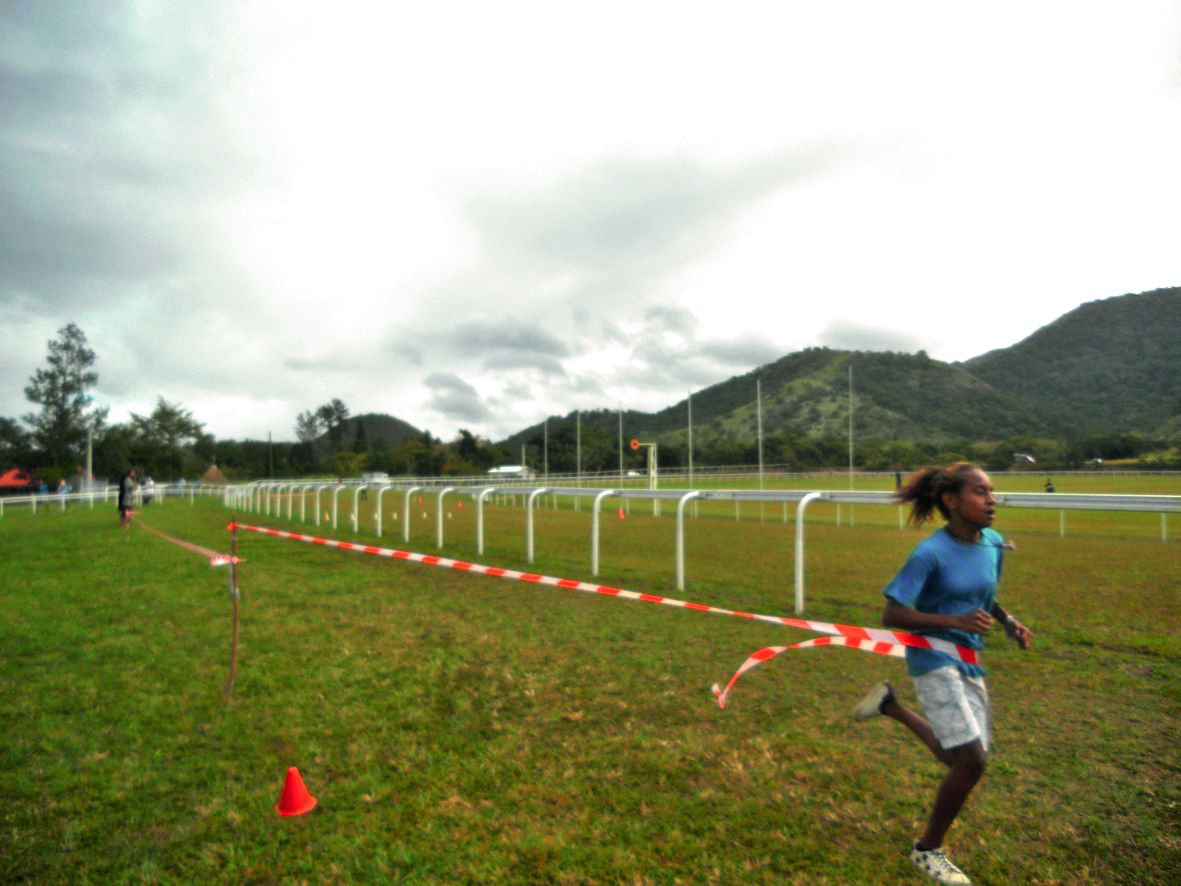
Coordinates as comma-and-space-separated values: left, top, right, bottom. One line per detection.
2, 2, 1178, 443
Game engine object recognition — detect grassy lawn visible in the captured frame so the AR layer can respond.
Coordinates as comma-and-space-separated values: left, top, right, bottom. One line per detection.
1, 486, 1178, 884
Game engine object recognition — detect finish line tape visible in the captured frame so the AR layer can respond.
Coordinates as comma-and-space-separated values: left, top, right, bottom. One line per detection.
710, 637, 905, 709
137, 520, 240, 567
229, 522, 978, 701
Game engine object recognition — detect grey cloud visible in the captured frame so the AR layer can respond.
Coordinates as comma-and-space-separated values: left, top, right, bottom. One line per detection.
0, 3, 272, 306
462, 149, 843, 274
449, 320, 570, 358
819, 320, 926, 354
643, 304, 698, 337
482, 353, 567, 376
449, 146, 855, 329
283, 356, 352, 373
424, 372, 493, 422
501, 382, 533, 400
698, 335, 783, 367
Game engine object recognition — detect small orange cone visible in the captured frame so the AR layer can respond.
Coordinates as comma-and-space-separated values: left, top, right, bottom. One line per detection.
617, 507, 626, 520
275, 766, 317, 817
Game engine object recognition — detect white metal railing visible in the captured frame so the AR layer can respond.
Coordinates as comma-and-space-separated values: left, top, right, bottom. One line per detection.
220, 482, 1180, 614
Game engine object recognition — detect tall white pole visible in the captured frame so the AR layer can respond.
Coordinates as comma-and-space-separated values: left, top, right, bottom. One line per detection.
618, 405, 624, 483
576, 410, 581, 485
687, 393, 693, 487
543, 419, 548, 480
756, 378, 764, 491
848, 362, 854, 490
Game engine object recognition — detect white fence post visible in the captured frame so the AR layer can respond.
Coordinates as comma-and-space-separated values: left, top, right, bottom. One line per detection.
352, 485, 368, 533
591, 489, 616, 576
477, 488, 496, 555
676, 491, 703, 591
526, 488, 548, 563
375, 486, 389, 537
437, 487, 455, 548
794, 492, 825, 614
403, 487, 421, 544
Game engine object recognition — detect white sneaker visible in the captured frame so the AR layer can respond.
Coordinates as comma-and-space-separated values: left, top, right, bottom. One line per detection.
910, 841, 972, 885
852, 680, 894, 722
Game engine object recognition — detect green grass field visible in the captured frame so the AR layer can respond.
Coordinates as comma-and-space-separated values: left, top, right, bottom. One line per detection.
2, 480, 1178, 883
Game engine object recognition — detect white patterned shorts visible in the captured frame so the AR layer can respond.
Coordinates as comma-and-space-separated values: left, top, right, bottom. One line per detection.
913, 666, 991, 752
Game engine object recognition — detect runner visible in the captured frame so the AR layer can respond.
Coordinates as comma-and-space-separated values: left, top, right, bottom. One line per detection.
853, 462, 1032, 885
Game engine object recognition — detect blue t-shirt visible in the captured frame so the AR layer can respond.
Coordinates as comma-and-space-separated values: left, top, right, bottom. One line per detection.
882, 526, 1005, 677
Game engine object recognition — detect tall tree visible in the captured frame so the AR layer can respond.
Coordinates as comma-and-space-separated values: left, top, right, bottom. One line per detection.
23, 323, 105, 469
294, 410, 323, 443
316, 399, 350, 452
0, 416, 31, 467
127, 398, 205, 480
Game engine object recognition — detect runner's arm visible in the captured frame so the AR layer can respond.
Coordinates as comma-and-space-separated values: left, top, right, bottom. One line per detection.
990, 602, 1032, 649
883, 598, 993, 635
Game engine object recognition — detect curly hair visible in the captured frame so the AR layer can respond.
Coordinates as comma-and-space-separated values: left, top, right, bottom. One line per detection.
895, 462, 983, 526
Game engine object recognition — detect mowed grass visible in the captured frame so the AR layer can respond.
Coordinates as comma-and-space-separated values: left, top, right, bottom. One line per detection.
1, 489, 1178, 884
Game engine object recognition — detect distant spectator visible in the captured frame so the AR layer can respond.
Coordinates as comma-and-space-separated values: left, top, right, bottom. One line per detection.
118, 468, 138, 526
1044, 478, 1055, 493
143, 475, 155, 505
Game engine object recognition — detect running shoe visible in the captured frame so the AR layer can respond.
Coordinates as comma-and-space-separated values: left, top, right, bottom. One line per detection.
909, 841, 972, 885
852, 680, 894, 722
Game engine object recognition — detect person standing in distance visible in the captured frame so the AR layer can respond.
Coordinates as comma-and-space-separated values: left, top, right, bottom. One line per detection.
852, 462, 1032, 885
118, 468, 138, 527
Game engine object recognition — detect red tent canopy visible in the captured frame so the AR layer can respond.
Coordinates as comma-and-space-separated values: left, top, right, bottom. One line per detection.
0, 468, 35, 490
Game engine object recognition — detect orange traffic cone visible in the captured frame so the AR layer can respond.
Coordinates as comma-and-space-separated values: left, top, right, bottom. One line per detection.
275, 766, 317, 817
617, 507, 626, 520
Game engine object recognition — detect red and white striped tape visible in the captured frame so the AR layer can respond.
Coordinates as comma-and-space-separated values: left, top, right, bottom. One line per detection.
229, 522, 977, 700
137, 519, 240, 567
710, 636, 906, 709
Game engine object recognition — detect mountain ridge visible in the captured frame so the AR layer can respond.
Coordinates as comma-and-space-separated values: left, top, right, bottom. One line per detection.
500, 286, 1180, 448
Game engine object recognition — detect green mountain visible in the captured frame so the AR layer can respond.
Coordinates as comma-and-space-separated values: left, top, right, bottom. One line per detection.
502, 286, 1179, 449
505, 348, 1048, 452
964, 287, 1181, 435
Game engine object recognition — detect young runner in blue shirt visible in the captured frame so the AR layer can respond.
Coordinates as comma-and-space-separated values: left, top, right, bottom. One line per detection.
853, 462, 1032, 886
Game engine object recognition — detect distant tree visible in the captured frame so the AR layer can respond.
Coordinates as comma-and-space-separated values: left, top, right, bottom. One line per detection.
23, 323, 106, 470
452, 429, 495, 470
316, 399, 350, 452
128, 398, 205, 479
332, 450, 367, 477
295, 410, 323, 444
0, 416, 32, 467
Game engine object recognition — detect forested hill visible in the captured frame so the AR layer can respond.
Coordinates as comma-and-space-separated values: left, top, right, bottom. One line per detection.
502, 286, 1179, 448
964, 287, 1181, 435
312, 412, 423, 458
644, 348, 1050, 444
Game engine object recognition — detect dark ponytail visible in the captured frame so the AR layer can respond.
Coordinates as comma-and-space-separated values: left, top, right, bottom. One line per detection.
895, 462, 981, 526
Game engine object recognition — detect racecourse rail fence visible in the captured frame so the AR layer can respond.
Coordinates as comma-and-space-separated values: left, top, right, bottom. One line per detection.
4, 472, 1176, 614
223, 476, 1181, 614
